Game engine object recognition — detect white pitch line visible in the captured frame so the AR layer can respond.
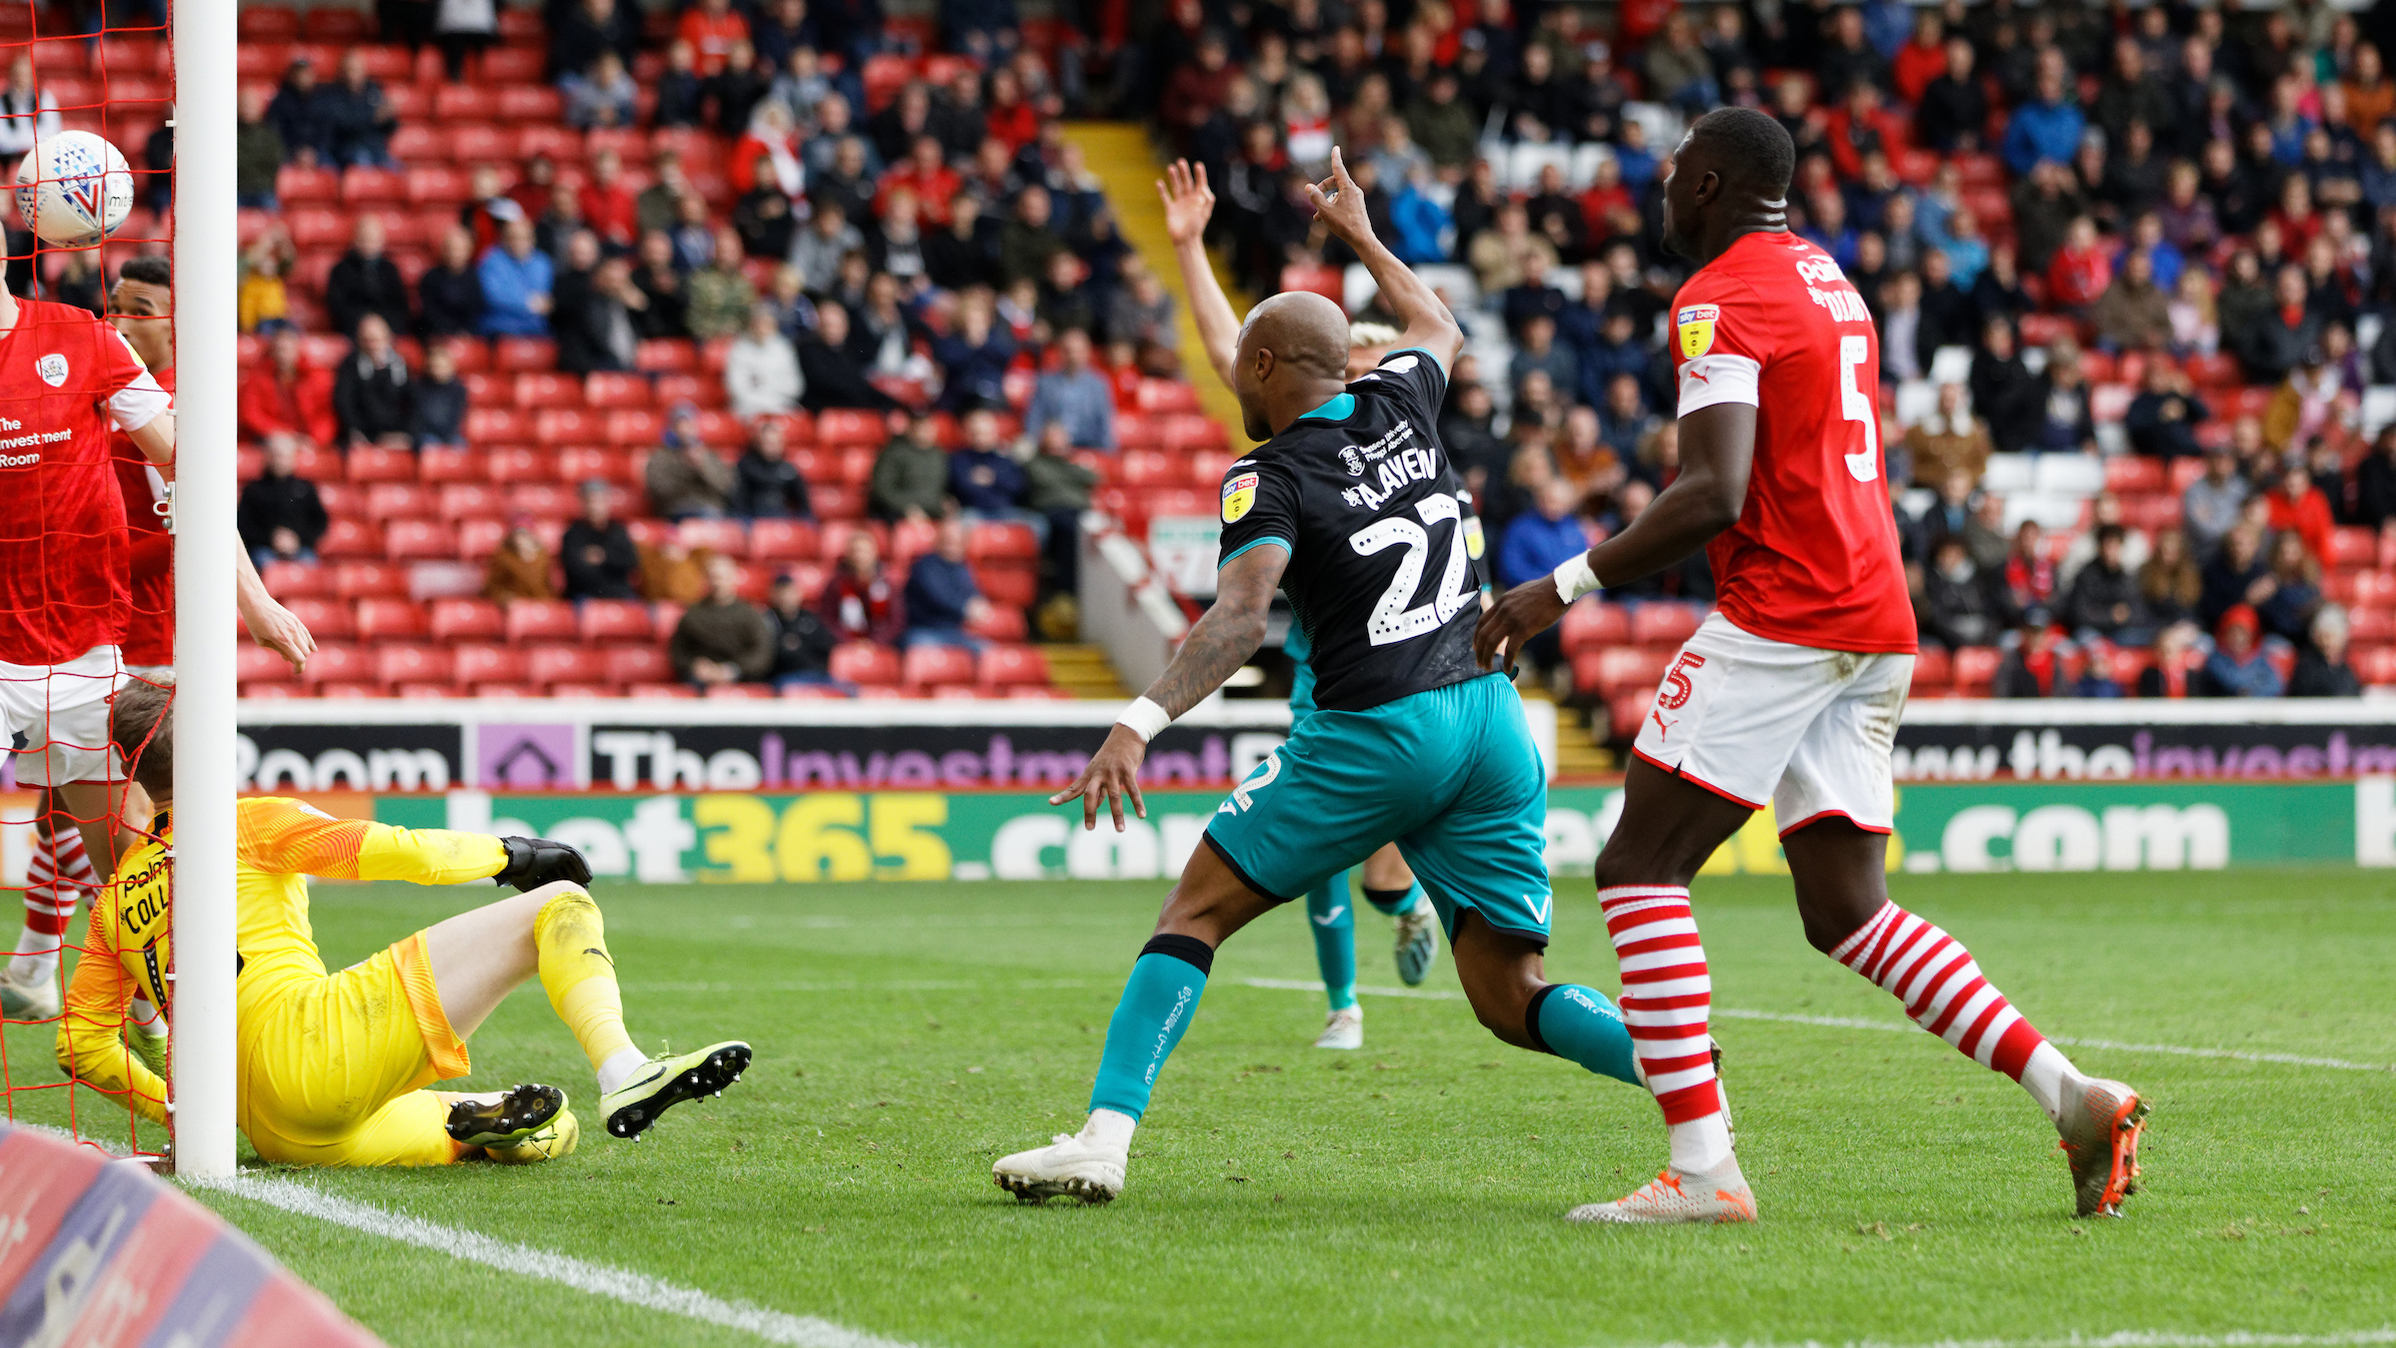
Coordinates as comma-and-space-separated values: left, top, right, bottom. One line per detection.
1235, 980, 2396, 1072
193, 1175, 916, 1348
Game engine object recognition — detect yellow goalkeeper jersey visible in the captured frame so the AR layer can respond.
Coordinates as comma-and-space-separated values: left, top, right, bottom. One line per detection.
58, 796, 510, 1125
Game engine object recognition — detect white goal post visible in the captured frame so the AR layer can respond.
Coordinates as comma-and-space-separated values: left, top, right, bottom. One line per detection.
169, 0, 238, 1180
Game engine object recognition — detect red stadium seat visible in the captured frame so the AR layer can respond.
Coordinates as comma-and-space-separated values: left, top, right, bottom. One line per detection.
527, 645, 606, 689
2103, 457, 2165, 493
452, 644, 528, 685
497, 85, 563, 122
374, 645, 447, 687
299, 644, 374, 686
340, 169, 407, 205
977, 644, 1050, 690
362, 482, 432, 520
604, 645, 674, 686
677, 517, 749, 557
965, 604, 1028, 642
1116, 450, 1174, 486
384, 519, 457, 560
579, 600, 654, 643
1557, 599, 1630, 655
354, 598, 429, 641
317, 519, 381, 560
965, 522, 1040, 561
503, 601, 580, 643
433, 85, 502, 121
446, 123, 511, 162
605, 409, 666, 446
332, 561, 408, 599
495, 338, 559, 372
828, 642, 901, 686
889, 518, 939, 562
973, 565, 1038, 609
635, 339, 699, 373
749, 519, 819, 561
455, 519, 509, 560
514, 372, 583, 409
1910, 646, 1954, 693
238, 645, 299, 685
556, 447, 635, 485
2353, 608, 2396, 644
260, 560, 333, 599
2330, 527, 2379, 569
1952, 645, 2002, 692
902, 644, 978, 690
536, 407, 606, 444
2355, 646, 2396, 686
1608, 689, 1655, 740
1575, 647, 1671, 697
428, 599, 507, 642
1135, 380, 1201, 413
1627, 604, 1705, 647
435, 483, 506, 520
584, 372, 650, 408
815, 409, 886, 447
482, 446, 555, 483
281, 597, 355, 641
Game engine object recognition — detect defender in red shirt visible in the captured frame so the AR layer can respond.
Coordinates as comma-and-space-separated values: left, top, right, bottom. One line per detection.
1479, 109, 2147, 1224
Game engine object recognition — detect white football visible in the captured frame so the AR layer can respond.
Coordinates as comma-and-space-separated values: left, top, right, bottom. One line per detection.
14, 132, 133, 248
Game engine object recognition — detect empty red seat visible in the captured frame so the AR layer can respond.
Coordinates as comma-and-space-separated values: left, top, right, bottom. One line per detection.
363, 482, 432, 520
282, 597, 355, 641
1628, 604, 1704, 647
605, 410, 666, 445
384, 519, 456, 560
977, 644, 1049, 689
260, 560, 334, 598
526, 645, 605, 688
496, 85, 563, 121
346, 447, 415, 483
374, 644, 446, 687
677, 517, 749, 556
317, 519, 381, 560
331, 561, 407, 598
815, 409, 885, 447
299, 644, 373, 686
504, 601, 579, 643
749, 519, 819, 561
238, 645, 299, 685
429, 598, 506, 641
451, 644, 527, 685
354, 598, 428, 641
1952, 645, 2003, 691
556, 446, 634, 485
2103, 457, 2164, 493
829, 642, 901, 686
634, 339, 698, 373
437, 483, 507, 520
1911, 646, 1954, 692
966, 521, 1040, 562
603, 645, 673, 685
2330, 527, 2379, 569
973, 565, 1038, 608
902, 643, 977, 690
579, 600, 654, 643
584, 372, 651, 408
890, 518, 940, 561
965, 604, 1027, 642
1575, 647, 1672, 697
482, 445, 559, 483
494, 338, 557, 372
1559, 599, 1631, 655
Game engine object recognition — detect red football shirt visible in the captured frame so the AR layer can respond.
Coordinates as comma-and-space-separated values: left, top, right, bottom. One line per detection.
114, 362, 175, 667
0, 299, 173, 666
1668, 230, 1916, 654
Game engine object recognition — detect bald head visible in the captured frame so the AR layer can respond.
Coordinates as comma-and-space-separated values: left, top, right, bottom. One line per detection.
1233, 291, 1354, 440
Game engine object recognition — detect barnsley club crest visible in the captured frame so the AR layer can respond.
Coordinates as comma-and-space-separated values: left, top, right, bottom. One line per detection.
35, 353, 67, 387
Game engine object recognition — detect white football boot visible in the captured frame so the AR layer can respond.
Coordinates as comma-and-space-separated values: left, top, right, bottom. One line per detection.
0, 966, 61, 1021
1314, 1004, 1364, 1050
1566, 1160, 1758, 1224
1392, 899, 1440, 986
994, 1113, 1130, 1204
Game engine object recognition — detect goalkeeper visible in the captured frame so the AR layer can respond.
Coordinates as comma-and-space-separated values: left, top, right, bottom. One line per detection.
57, 680, 751, 1166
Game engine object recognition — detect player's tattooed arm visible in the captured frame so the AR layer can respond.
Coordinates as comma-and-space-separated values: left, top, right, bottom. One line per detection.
1473, 403, 1755, 670
1051, 542, 1289, 831
1303, 147, 1462, 369
1158, 160, 1240, 388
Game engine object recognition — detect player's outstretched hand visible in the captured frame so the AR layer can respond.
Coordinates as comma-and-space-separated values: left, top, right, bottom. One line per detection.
1158, 159, 1215, 247
1052, 724, 1149, 832
497, 837, 595, 891
1474, 578, 1570, 673
1302, 146, 1370, 244
239, 590, 317, 672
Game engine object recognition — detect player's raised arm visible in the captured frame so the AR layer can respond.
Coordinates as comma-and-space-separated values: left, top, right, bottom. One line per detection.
1158, 160, 1241, 387
1304, 146, 1461, 370
1051, 540, 1290, 831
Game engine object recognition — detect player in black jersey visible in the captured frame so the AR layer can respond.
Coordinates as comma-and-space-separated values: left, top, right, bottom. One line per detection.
993, 149, 1648, 1210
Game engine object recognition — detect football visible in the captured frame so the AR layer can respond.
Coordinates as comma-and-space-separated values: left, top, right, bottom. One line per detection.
13, 131, 133, 248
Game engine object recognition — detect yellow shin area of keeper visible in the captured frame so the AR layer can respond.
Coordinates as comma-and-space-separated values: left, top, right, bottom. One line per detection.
533, 889, 637, 1072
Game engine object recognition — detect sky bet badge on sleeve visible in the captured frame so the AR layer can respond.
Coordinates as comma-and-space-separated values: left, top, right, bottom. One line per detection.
1221, 471, 1258, 524
1676, 304, 1719, 360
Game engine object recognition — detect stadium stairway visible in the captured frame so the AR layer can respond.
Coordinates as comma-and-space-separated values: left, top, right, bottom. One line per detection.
1045, 644, 1132, 698
1521, 686, 1614, 777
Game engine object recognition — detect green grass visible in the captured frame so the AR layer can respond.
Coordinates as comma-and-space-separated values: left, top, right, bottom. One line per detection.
16, 870, 2396, 1347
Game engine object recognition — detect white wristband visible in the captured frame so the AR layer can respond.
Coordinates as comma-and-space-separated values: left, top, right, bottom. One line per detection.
1116, 696, 1174, 743
1551, 553, 1601, 604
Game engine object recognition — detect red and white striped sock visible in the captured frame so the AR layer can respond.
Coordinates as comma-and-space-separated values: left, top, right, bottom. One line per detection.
11, 828, 92, 981
1599, 884, 1734, 1174
1831, 901, 2078, 1121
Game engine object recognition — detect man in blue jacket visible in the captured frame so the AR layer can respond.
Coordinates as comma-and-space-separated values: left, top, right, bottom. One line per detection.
478, 217, 556, 338
2003, 64, 2085, 176
902, 517, 990, 650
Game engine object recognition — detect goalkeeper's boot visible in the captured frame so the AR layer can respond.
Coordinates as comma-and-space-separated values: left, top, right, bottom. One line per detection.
601, 1041, 751, 1140
1314, 1004, 1363, 1050
1392, 898, 1440, 987
126, 1021, 171, 1081
2057, 1076, 2148, 1218
1565, 1160, 1758, 1225
486, 1109, 580, 1164
993, 1126, 1126, 1205
0, 967, 60, 1022
447, 1083, 569, 1148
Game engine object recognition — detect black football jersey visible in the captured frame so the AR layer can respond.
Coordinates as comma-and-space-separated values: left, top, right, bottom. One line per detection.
1214, 349, 1492, 713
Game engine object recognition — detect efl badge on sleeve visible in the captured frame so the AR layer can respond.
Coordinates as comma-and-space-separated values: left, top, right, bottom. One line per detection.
1675, 305, 1719, 360
1221, 471, 1259, 524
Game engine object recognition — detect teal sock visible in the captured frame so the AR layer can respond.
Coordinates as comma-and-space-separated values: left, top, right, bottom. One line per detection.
1361, 880, 1423, 917
1529, 984, 1640, 1086
1088, 935, 1213, 1121
1306, 870, 1357, 1011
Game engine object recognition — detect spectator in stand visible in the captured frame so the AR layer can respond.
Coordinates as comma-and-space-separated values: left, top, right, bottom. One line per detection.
765, 572, 844, 691
673, 555, 775, 688
630, 231, 690, 339
725, 306, 804, 419
925, 190, 1002, 291
2257, 529, 2323, 646
2125, 361, 2210, 461
325, 215, 411, 339
2238, 265, 2319, 385
0, 53, 58, 163
2263, 349, 2351, 454
819, 528, 901, 644
2044, 217, 2113, 315
1917, 535, 2009, 650
433, 0, 496, 80
2002, 520, 2056, 625
2092, 250, 2171, 352
2266, 465, 2337, 567
2354, 427, 2396, 529
791, 201, 864, 295
2137, 620, 2206, 698
1508, 316, 1579, 403
2062, 525, 2151, 645
1969, 318, 2041, 453
933, 295, 1017, 412
869, 414, 949, 522
639, 533, 710, 605
322, 48, 398, 169
235, 86, 283, 210
554, 248, 645, 375
650, 38, 705, 127
417, 227, 486, 340
2291, 605, 2362, 696
562, 49, 639, 130
2202, 604, 2284, 698
2026, 339, 2097, 455
561, 481, 640, 601
2138, 527, 2203, 630
685, 227, 757, 339
678, 0, 751, 76
1106, 262, 1179, 369
1024, 421, 1095, 594
999, 185, 1066, 285
239, 329, 335, 451
266, 57, 331, 166
732, 415, 813, 519
799, 303, 902, 411
482, 521, 557, 604
577, 148, 641, 250
902, 517, 991, 651
237, 230, 294, 334
2185, 443, 2253, 561
1902, 383, 1992, 487
550, 0, 639, 81
949, 408, 1033, 533
646, 407, 736, 521
477, 217, 554, 338
410, 343, 467, 450
2201, 524, 2277, 629
332, 315, 412, 450
235, 439, 330, 568
1915, 36, 1985, 152
2003, 63, 2086, 176
1023, 328, 1115, 450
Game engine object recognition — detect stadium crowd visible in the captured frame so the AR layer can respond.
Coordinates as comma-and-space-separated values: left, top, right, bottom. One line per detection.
1153, 0, 2396, 709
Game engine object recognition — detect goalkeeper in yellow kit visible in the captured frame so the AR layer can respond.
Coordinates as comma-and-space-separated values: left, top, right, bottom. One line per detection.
57, 680, 751, 1165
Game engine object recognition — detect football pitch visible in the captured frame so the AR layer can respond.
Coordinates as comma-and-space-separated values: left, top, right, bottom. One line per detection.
16, 869, 2396, 1347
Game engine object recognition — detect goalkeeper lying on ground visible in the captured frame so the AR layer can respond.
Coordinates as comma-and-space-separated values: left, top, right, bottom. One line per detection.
57, 679, 750, 1165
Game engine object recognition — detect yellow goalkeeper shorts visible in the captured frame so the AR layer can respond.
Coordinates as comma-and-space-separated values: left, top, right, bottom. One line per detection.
237, 931, 474, 1167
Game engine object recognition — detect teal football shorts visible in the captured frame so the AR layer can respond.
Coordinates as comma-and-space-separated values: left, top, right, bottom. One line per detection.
1203, 672, 1555, 944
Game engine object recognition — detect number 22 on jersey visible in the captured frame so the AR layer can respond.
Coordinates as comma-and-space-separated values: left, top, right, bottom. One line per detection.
1349, 493, 1477, 646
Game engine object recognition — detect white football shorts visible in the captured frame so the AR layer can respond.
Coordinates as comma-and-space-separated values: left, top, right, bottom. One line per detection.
0, 644, 128, 786
1629, 613, 1913, 836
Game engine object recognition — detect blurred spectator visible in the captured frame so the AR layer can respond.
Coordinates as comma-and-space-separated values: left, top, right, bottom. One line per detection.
1107, 262, 1178, 364
673, 555, 775, 687
1509, 316, 1579, 403
2137, 621, 2206, 697
765, 572, 843, 691
2003, 63, 2084, 176
999, 186, 1066, 284
235, 439, 330, 568
551, 0, 639, 82
2167, 269, 2219, 358
238, 231, 294, 335
925, 191, 1003, 291
950, 408, 1032, 530
678, 0, 751, 76
1969, 319, 2041, 452
322, 48, 398, 169
325, 215, 410, 339
1916, 37, 1985, 152
2125, 362, 2210, 461
562, 50, 639, 129
553, 239, 645, 375
1023, 328, 1115, 449
2138, 526, 2203, 631
1903, 384, 1992, 487
726, 307, 804, 418
2262, 349, 2350, 453
1467, 203, 1556, 295
2184, 443, 2252, 560
434, 0, 497, 81
902, 517, 992, 650
792, 202, 864, 295
819, 528, 901, 643
0, 53, 58, 162
685, 227, 758, 339
578, 149, 640, 249
332, 315, 412, 449
2045, 218, 2113, 313
636, 151, 692, 236
2201, 525, 2275, 629
653, 39, 705, 127
2202, 604, 2284, 697
2092, 250, 2170, 351
1024, 422, 1096, 593
238, 329, 335, 451
1496, 478, 1593, 594
799, 304, 903, 411
477, 218, 554, 337
482, 521, 557, 604
870, 414, 949, 522
266, 57, 331, 166
2002, 520, 2055, 625
2290, 605, 2362, 697
2265, 466, 2337, 565
630, 232, 690, 340
733, 416, 813, 520
1917, 535, 2008, 649
2236, 266, 2319, 385
410, 343, 467, 450
2257, 529, 2323, 645
2027, 340, 2097, 455
561, 482, 640, 601
235, 86, 283, 210
646, 408, 736, 521
639, 535, 710, 604
2061, 525, 2150, 644
418, 228, 486, 339
2355, 428, 2396, 530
